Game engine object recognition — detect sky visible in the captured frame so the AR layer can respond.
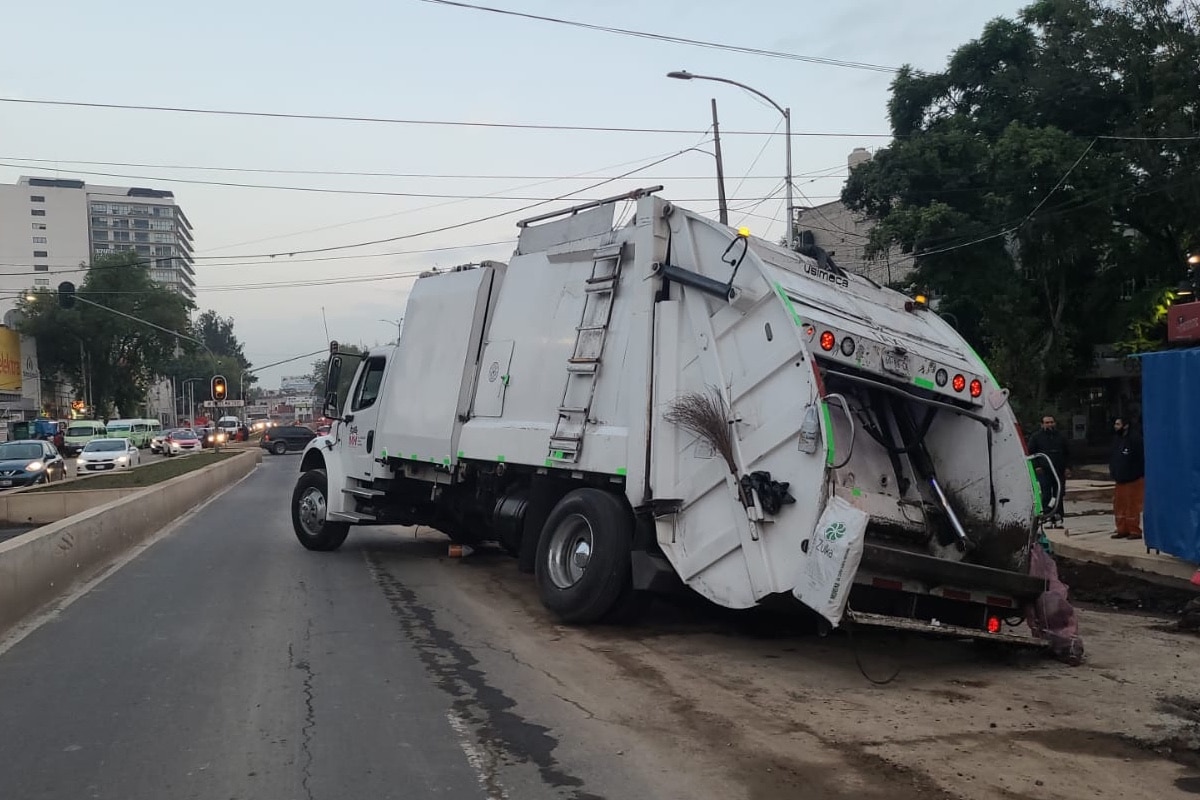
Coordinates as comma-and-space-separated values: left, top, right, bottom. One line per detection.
0, 0, 1031, 389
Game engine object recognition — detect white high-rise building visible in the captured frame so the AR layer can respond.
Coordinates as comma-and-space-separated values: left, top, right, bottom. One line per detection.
0, 176, 195, 320
0, 176, 196, 421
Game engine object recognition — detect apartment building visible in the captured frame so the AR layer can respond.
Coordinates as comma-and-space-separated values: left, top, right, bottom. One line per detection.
0, 176, 196, 419
791, 148, 910, 287
0, 176, 195, 320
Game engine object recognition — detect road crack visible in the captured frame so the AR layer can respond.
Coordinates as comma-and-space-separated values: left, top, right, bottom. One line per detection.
293, 620, 316, 800
366, 551, 604, 800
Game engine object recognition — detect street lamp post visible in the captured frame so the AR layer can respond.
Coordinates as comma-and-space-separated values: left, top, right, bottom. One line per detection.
667, 70, 794, 249
180, 377, 203, 426
380, 318, 403, 342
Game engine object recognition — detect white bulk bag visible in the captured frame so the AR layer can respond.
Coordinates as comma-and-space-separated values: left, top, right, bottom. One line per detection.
792, 495, 869, 627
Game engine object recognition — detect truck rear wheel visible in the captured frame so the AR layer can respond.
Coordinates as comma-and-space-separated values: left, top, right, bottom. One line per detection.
535, 488, 632, 623
292, 469, 350, 551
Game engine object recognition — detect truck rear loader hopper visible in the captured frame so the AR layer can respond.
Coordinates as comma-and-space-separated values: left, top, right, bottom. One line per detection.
293, 187, 1061, 649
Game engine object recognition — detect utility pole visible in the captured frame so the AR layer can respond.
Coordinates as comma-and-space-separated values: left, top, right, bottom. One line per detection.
711, 98, 729, 225
783, 106, 794, 250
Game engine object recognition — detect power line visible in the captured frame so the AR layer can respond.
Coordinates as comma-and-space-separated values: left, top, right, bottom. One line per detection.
0, 161, 838, 202
0, 145, 706, 269
0, 97, 896, 139
197, 147, 714, 252
245, 349, 326, 373
0, 147, 716, 273
416, 0, 900, 73
0, 154, 848, 182
184, 145, 706, 259
0, 239, 519, 272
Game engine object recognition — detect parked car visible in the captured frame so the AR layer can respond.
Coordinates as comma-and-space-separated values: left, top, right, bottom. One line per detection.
76, 437, 141, 473
260, 425, 316, 455
0, 439, 67, 487
164, 428, 202, 456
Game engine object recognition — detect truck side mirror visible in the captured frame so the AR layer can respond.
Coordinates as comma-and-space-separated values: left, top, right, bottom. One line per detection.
327, 355, 342, 394
324, 391, 340, 420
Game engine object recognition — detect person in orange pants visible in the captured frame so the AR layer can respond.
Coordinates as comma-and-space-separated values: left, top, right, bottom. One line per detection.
1109, 417, 1145, 539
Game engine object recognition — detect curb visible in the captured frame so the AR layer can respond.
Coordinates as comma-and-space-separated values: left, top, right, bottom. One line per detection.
0, 449, 262, 638
1053, 538, 1200, 589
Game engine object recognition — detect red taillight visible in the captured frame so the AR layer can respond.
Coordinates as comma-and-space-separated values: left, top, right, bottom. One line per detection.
969, 379, 983, 398
263, 434, 270, 441
952, 374, 966, 392
986, 616, 1001, 634
819, 331, 836, 351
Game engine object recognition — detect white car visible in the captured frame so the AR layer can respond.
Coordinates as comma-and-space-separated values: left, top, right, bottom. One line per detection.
76, 437, 141, 473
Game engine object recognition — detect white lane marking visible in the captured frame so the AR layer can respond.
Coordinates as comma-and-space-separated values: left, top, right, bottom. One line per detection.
446, 710, 509, 800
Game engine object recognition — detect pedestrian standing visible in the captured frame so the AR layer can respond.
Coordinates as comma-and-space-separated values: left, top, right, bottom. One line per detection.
1029, 414, 1070, 527
1109, 417, 1145, 540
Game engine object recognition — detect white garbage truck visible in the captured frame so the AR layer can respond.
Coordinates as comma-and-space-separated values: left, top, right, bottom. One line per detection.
291, 187, 1054, 642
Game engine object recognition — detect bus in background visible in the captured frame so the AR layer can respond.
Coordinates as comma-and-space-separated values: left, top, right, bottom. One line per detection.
105, 419, 161, 449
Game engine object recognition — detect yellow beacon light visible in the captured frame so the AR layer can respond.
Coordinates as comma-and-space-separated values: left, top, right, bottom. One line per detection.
737, 226, 751, 238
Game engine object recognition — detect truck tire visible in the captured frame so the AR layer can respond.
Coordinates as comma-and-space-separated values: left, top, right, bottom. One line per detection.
601, 578, 650, 624
292, 469, 350, 552
535, 488, 632, 623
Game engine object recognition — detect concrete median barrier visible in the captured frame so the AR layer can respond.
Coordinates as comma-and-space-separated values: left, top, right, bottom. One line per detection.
0, 488, 144, 526
0, 449, 262, 638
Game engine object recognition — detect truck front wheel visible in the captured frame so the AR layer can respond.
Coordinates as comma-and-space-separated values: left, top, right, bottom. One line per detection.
292, 469, 350, 551
535, 488, 632, 623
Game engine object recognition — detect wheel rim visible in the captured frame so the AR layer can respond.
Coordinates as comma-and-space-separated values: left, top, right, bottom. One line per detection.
546, 513, 594, 589
298, 486, 327, 536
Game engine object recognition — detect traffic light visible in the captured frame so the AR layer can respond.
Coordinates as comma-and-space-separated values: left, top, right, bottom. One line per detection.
211, 375, 227, 402
58, 281, 76, 309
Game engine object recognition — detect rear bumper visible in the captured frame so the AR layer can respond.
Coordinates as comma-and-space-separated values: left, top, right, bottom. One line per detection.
849, 610, 1048, 647
860, 544, 1046, 602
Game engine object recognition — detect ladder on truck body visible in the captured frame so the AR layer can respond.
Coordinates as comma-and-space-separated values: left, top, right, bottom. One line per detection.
548, 242, 624, 463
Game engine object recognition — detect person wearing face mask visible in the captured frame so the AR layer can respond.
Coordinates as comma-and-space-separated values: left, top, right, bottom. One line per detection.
1109, 417, 1145, 539
1029, 414, 1070, 527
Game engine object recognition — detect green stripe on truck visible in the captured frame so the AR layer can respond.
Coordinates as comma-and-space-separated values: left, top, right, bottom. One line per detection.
773, 282, 804, 327
821, 401, 836, 467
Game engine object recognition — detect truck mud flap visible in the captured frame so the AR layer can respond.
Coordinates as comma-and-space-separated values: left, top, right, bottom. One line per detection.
860, 544, 1047, 602
848, 611, 1049, 648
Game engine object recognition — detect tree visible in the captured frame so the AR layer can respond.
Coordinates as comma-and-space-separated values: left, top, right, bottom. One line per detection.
17, 252, 194, 418
309, 344, 363, 406
163, 309, 256, 403
842, 0, 1200, 415
194, 310, 249, 369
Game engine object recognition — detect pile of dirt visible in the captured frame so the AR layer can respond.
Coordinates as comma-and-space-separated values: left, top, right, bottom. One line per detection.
1058, 558, 1197, 616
